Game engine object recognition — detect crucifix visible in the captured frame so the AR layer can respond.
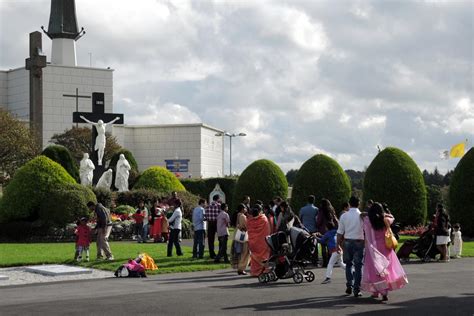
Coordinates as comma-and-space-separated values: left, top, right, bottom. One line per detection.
63, 88, 91, 127
73, 92, 124, 183
25, 31, 47, 147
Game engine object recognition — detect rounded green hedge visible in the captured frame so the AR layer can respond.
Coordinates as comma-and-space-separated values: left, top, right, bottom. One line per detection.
363, 147, 427, 226
233, 159, 288, 210
0, 156, 76, 223
41, 145, 79, 181
133, 166, 185, 192
291, 154, 351, 213
39, 183, 96, 226
449, 147, 474, 236
109, 149, 140, 189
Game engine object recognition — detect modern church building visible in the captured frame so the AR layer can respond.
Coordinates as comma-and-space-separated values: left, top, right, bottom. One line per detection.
0, 0, 224, 178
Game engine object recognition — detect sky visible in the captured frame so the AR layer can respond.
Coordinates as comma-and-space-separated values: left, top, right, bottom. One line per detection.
1, 0, 472, 175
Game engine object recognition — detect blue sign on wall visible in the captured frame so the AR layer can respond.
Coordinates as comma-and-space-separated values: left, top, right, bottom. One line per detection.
165, 159, 190, 172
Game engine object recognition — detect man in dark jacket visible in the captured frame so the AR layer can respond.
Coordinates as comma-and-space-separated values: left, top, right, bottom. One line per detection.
88, 201, 114, 260
435, 204, 450, 262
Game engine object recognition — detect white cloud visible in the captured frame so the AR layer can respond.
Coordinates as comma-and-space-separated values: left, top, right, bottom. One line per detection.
1, 0, 471, 174
125, 100, 201, 125
358, 115, 387, 129
299, 96, 332, 122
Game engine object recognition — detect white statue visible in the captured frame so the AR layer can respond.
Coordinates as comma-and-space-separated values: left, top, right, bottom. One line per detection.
115, 154, 131, 192
79, 116, 120, 166
96, 169, 113, 190
79, 153, 95, 186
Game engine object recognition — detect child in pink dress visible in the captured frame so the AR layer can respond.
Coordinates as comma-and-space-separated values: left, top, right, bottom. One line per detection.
362, 203, 408, 301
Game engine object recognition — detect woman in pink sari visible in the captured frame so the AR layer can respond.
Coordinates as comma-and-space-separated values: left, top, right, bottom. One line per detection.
362, 202, 408, 301
247, 204, 271, 277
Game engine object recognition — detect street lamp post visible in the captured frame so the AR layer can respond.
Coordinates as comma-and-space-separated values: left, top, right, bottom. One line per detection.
215, 131, 246, 176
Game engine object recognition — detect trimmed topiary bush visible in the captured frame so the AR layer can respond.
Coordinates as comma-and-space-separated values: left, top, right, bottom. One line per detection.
449, 147, 474, 236
291, 154, 351, 214
41, 144, 79, 181
39, 183, 96, 226
363, 147, 427, 226
0, 156, 76, 223
134, 166, 185, 192
233, 159, 288, 211
109, 149, 140, 189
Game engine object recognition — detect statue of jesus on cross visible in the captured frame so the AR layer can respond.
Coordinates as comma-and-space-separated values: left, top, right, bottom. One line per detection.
80, 116, 121, 166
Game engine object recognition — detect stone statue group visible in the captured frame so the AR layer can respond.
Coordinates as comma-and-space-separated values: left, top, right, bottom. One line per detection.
79, 153, 130, 192
78, 116, 131, 192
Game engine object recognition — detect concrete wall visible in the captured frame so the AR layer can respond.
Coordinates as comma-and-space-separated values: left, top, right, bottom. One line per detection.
42, 65, 113, 148
114, 124, 223, 178
0, 71, 8, 108
0, 65, 113, 148
5, 68, 29, 120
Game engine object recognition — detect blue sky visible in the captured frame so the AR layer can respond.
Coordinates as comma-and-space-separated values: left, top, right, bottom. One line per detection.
1, 0, 472, 174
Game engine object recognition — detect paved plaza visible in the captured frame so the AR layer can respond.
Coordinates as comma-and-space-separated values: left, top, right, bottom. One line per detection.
0, 258, 472, 316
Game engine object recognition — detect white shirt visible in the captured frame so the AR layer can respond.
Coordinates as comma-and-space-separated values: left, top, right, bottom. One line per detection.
337, 208, 364, 240
168, 207, 182, 230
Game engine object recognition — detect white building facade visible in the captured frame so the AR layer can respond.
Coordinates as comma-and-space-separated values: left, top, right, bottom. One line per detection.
0, 64, 113, 148
114, 124, 224, 178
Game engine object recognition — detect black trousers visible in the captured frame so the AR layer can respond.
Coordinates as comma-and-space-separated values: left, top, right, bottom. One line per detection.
167, 229, 183, 256
215, 235, 229, 262
207, 221, 217, 257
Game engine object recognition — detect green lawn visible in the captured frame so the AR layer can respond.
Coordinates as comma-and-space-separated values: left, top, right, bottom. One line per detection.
0, 237, 472, 274
0, 242, 229, 274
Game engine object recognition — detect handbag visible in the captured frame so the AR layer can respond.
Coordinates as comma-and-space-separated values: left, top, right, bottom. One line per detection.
234, 229, 248, 243
384, 218, 398, 250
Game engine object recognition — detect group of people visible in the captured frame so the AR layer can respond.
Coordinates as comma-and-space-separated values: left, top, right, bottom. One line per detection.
75, 191, 463, 302
191, 194, 409, 301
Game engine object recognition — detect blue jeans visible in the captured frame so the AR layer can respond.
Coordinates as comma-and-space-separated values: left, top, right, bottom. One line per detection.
343, 240, 364, 292
193, 230, 205, 258
141, 223, 149, 242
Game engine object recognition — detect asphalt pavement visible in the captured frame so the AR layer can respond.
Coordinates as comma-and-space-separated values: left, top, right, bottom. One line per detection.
0, 258, 473, 316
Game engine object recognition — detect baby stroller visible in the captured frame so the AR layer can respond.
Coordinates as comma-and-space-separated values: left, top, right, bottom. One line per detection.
258, 229, 315, 284
397, 229, 439, 262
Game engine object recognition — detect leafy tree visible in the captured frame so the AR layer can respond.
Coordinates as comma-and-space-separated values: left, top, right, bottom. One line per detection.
449, 147, 474, 236
285, 169, 298, 186
0, 108, 39, 185
426, 184, 444, 218
291, 154, 351, 213
233, 159, 288, 211
443, 170, 453, 186
50, 127, 122, 165
363, 147, 427, 226
345, 169, 365, 190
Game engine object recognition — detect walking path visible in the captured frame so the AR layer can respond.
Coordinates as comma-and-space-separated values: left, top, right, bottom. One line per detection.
0, 258, 472, 315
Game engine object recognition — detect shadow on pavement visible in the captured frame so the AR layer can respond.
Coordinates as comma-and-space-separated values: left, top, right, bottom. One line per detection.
351, 293, 474, 316
222, 295, 379, 312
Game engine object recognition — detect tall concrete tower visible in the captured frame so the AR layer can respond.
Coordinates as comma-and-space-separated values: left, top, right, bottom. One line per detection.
41, 0, 85, 66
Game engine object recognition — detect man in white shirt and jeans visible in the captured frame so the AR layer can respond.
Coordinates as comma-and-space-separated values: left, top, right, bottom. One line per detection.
337, 196, 364, 297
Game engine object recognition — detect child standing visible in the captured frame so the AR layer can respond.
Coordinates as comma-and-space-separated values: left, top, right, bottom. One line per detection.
451, 223, 463, 259
132, 208, 145, 243
317, 222, 346, 284
214, 203, 230, 264
74, 217, 91, 262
